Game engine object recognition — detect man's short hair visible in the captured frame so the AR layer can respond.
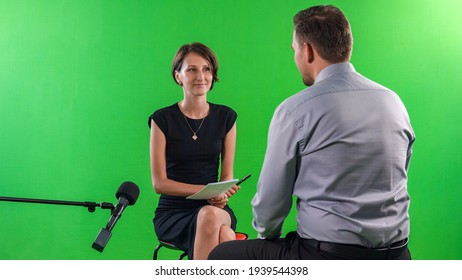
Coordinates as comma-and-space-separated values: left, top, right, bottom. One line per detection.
294, 5, 353, 62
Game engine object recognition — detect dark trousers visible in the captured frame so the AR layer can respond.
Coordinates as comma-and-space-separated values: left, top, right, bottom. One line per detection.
208, 232, 411, 260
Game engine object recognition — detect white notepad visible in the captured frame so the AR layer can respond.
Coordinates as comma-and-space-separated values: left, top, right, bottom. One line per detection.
186, 179, 238, 200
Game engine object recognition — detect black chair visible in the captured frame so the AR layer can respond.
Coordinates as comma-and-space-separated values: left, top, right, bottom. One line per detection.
153, 240, 187, 260
153, 232, 248, 260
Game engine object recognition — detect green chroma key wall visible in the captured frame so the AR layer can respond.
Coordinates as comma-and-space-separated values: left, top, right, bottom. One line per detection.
1, 0, 461, 260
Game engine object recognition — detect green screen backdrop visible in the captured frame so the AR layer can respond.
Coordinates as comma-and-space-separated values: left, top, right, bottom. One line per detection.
1, 0, 461, 260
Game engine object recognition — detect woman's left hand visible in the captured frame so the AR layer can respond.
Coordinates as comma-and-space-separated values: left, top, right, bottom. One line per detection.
225, 185, 240, 198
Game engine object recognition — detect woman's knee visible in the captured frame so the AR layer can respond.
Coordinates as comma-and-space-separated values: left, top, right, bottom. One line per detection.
197, 206, 230, 229
197, 206, 221, 225
219, 225, 235, 243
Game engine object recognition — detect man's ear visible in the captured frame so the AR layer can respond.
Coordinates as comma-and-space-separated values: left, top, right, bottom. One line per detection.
305, 43, 314, 63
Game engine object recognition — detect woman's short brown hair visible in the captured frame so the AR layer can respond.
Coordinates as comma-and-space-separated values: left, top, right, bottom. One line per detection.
171, 42, 219, 90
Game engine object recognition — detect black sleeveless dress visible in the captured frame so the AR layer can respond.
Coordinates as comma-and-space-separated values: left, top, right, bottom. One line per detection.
148, 102, 238, 259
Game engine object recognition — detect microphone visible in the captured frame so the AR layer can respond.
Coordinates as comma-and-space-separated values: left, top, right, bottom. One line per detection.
92, 181, 140, 252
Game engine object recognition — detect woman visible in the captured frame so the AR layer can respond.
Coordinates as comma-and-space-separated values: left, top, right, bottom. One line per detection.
148, 42, 239, 260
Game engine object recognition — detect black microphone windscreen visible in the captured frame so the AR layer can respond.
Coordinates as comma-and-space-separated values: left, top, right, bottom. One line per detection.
115, 181, 140, 205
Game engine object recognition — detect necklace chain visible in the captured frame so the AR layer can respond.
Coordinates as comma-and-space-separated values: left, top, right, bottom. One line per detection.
182, 114, 206, 140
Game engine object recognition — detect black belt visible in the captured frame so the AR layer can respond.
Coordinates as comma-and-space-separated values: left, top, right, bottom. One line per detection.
303, 238, 408, 259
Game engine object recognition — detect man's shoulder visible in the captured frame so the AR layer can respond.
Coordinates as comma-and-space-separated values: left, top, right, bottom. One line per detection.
277, 84, 330, 114
280, 72, 396, 114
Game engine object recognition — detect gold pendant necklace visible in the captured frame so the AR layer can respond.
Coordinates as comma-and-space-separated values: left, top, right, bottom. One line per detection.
182, 114, 206, 140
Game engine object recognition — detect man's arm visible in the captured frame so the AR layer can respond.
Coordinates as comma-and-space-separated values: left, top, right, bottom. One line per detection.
251, 107, 299, 239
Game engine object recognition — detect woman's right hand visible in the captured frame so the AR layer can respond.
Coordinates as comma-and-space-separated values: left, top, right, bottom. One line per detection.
207, 194, 228, 209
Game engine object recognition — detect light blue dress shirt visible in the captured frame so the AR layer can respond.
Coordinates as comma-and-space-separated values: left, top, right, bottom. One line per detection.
252, 62, 415, 247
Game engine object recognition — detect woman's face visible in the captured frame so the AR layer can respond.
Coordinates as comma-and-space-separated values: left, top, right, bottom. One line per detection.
175, 52, 213, 97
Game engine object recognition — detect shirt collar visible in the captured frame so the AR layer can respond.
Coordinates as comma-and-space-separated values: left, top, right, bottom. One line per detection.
314, 62, 356, 84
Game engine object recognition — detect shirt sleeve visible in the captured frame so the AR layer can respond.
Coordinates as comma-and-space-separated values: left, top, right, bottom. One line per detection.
251, 106, 299, 239
224, 106, 237, 134
148, 109, 168, 135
